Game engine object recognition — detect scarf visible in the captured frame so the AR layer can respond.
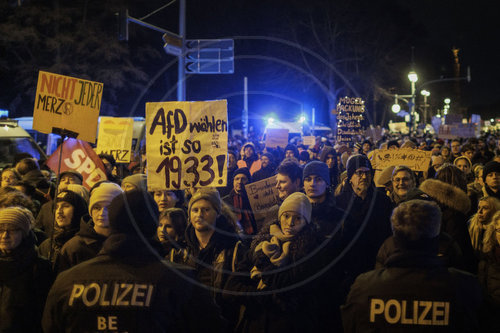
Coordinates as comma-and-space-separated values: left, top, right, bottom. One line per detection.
232, 192, 255, 234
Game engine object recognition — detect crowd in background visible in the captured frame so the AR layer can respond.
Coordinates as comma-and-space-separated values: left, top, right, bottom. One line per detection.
1, 129, 500, 332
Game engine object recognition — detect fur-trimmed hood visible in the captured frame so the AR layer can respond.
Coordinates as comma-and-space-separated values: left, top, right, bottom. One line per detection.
419, 179, 471, 214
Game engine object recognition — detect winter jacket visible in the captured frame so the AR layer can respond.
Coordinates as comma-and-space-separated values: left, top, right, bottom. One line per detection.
169, 215, 245, 326
42, 233, 226, 333
225, 222, 326, 333
223, 189, 258, 236
57, 217, 108, 272
251, 164, 276, 182
310, 189, 347, 238
342, 251, 482, 332
477, 247, 500, 332
0, 232, 53, 333
38, 225, 79, 273
419, 179, 477, 273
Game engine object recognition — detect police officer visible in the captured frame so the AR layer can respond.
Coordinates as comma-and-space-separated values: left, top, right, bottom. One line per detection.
42, 189, 226, 332
341, 199, 482, 332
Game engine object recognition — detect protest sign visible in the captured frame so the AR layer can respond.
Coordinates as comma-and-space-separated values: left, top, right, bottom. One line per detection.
388, 122, 409, 134
365, 126, 383, 142
438, 124, 477, 140
146, 100, 228, 190
265, 128, 289, 148
46, 138, 107, 190
96, 117, 134, 163
33, 71, 103, 143
302, 136, 316, 147
336, 97, 366, 143
372, 148, 432, 172
245, 175, 280, 227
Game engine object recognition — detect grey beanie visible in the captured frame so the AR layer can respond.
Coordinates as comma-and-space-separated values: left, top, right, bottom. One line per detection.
303, 161, 331, 186
278, 192, 312, 223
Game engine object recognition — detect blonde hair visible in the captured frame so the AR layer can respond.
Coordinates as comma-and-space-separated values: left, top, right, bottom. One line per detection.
481, 210, 500, 253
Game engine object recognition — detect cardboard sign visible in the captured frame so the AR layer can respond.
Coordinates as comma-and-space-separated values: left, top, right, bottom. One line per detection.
46, 138, 107, 190
372, 148, 432, 172
336, 97, 365, 143
96, 117, 134, 163
302, 136, 316, 147
388, 122, 409, 134
245, 175, 280, 226
265, 128, 289, 148
146, 100, 228, 190
33, 71, 103, 143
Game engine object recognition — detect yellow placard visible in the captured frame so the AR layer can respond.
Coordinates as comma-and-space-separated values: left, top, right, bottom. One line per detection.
302, 136, 316, 147
265, 128, 289, 148
146, 100, 228, 190
372, 148, 432, 172
33, 71, 103, 143
96, 117, 134, 163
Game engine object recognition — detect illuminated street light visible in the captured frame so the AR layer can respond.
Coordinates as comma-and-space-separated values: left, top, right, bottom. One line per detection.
298, 114, 306, 123
408, 71, 418, 134
420, 90, 430, 124
444, 98, 451, 104
408, 71, 418, 83
391, 103, 401, 113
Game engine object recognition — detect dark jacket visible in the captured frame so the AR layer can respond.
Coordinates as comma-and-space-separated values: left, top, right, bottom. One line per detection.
335, 183, 394, 280
478, 247, 500, 332
223, 189, 257, 236
342, 250, 482, 332
419, 179, 477, 273
251, 164, 276, 183
38, 225, 79, 273
42, 233, 226, 333
310, 189, 347, 238
57, 217, 108, 272
0, 232, 53, 333
169, 215, 244, 326
225, 222, 325, 333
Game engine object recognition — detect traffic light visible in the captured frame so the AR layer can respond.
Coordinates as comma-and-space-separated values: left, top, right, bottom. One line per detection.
116, 8, 129, 41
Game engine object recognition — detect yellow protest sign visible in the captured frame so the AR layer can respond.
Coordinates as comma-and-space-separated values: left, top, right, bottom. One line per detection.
146, 100, 228, 190
33, 71, 103, 143
302, 136, 316, 147
96, 117, 134, 163
372, 148, 432, 172
265, 128, 289, 148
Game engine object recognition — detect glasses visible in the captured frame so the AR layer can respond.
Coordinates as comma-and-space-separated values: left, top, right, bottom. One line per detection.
354, 170, 371, 178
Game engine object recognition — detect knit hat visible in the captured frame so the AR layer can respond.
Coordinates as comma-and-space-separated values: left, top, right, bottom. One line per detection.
278, 192, 312, 224
0, 206, 34, 237
108, 190, 159, 237
375, 165, 395, 187
88, 182, 124, 214
354, 142, 362, 151
233, 167, 252, 183
65, 184, 90, 203
56, 189, 89, 227
58, 169, 83, 183
346, 154, 373, 180
188, 188, 222, 216
483, 161, 500, 182
454, 156, 472, 169
121, 174, 148, 191
303, 161, 330, 186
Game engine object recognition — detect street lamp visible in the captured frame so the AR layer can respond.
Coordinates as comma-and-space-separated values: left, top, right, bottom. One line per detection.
408, 71, 418, 134
420, 89, 430, 124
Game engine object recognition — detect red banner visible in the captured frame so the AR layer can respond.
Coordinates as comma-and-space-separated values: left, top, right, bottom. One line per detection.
46, 138, 107, 189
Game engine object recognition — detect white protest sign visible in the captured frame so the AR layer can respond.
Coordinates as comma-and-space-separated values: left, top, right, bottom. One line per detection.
372, 148, 432, 172
265, 128, 289, 148
302, 136, 316, 147
33, 71, 103, 143
245, 175, 280, 226
146, 100, 228, 190
96, 117, 134, 163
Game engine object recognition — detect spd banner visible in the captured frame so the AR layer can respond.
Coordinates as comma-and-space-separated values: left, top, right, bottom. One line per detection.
46, 138, 108, 190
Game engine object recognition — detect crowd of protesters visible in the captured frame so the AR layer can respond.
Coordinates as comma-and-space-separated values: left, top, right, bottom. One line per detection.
1, 129, 500, 332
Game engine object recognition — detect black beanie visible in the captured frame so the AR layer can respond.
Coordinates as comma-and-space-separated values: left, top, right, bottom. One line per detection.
108, 190, 159, 237
233, 167, 252, 183
303, 161, 330, 186
346, 154, 373, 180
56, 189, 88, 227
483, 161, 500, 182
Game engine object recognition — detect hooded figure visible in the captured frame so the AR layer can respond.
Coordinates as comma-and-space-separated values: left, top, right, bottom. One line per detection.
38, 189, 89, 272
0, 207, 53, 333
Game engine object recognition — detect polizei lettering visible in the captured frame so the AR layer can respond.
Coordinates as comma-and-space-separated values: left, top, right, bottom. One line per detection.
69, 283, 154, 307
369, 298, 450, 326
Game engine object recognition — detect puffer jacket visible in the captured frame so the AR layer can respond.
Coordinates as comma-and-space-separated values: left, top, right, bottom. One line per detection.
0, 232, 53, 332
42, 233, 226, 333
